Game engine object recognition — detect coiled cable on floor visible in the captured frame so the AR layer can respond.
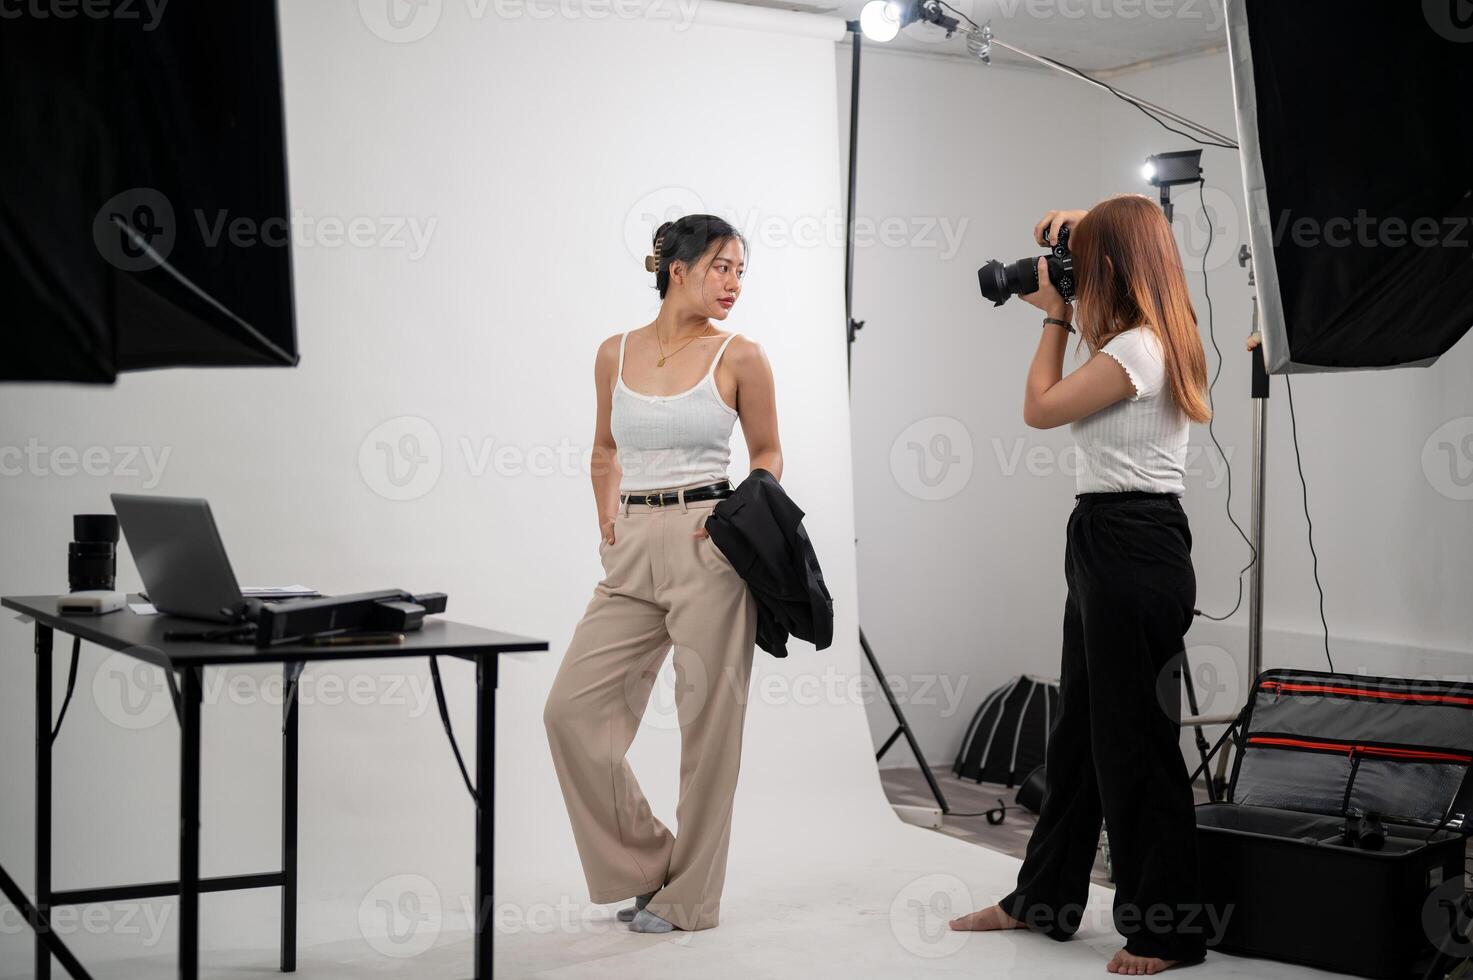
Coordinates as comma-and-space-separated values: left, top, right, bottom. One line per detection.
946, 798, 1011, 825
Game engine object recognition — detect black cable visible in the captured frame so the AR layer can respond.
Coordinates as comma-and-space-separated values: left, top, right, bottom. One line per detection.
1190, 178, 1258, 622
935, 0, 976, 30
932, 10, 1240, 153
51, 636, 81, 743
1117, 94, 1240, 151
1034, 52, 1239, 150
428, 656, 479, 806
931, 1, 1238, 150
947, 797, 1012, 823
1284, 375, 1335, 672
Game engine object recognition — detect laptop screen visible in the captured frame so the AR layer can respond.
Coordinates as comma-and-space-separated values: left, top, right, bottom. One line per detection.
111, 494, 246, 623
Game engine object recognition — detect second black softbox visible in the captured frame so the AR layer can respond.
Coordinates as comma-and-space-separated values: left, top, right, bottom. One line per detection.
1227, 0, 1473, 373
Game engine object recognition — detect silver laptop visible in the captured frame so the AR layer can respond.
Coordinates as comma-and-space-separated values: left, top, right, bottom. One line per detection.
111, 494, 249, 623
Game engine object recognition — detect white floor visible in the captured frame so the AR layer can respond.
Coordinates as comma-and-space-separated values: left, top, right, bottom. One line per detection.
491, 821, 1343, 980
3, 819, 1346, 979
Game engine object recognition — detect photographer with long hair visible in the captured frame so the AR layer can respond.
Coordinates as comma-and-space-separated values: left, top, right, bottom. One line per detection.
950, 194, 1213, 976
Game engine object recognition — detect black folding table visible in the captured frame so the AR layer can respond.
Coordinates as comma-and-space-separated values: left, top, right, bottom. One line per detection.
3, 593, 548, 980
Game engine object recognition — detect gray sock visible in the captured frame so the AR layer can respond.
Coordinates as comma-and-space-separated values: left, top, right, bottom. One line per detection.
628, 907, 676, 933
615, 890, 656, 923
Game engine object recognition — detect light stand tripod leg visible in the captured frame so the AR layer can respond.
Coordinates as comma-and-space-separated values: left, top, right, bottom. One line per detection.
1179, 657, 1221, 802
862, 628, 950, 814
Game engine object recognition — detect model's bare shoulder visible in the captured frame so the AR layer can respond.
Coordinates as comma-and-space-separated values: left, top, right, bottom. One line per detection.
595, 330, 630, 373
725, 333, 770, 376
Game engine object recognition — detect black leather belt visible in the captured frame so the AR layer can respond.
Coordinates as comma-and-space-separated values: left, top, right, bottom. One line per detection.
621, 480, 733, 507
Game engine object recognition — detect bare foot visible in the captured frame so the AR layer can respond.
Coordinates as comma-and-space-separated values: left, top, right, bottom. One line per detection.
1106, 947, 1195, 974
948, 904, 1027, 932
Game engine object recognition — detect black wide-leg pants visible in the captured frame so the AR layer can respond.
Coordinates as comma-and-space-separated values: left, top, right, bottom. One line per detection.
998, 491, 1208, 963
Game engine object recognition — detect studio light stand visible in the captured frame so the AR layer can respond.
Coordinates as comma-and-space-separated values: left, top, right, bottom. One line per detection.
1177, 240, 1270, 803
1242, 243, 1268, 695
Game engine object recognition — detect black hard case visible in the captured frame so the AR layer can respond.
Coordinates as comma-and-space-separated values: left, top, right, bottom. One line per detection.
1195, 668, 1473, 978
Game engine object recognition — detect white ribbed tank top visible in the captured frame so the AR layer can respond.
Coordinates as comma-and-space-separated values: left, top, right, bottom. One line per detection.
610, 330, 740, 492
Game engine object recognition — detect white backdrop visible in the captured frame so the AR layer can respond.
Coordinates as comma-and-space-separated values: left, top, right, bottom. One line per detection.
0, 1, 888, 971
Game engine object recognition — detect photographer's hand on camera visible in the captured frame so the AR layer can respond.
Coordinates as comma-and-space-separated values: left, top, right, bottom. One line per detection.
1020, 256, 1072, 323
1034, 208, 1088, 247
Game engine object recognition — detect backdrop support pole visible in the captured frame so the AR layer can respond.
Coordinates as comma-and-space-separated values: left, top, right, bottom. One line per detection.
845, 23, 864, 388
844, 22, 949, 817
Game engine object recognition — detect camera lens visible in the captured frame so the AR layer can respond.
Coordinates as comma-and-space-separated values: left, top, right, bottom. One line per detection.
977, 256, 1042, 307
978, 260, 1009, 306
69, 513, 119, 593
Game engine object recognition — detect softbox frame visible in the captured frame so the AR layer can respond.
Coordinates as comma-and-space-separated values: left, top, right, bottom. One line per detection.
1226, 0, 1473, 374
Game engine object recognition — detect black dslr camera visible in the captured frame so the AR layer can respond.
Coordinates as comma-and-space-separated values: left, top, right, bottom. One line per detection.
978, 224, 1075, 306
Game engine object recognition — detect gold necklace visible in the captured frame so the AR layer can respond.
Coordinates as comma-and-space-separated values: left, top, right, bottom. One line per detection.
655, 326, 714, 367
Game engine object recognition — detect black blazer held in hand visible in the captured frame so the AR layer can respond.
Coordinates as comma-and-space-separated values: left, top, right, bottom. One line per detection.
704, 468, 834, 658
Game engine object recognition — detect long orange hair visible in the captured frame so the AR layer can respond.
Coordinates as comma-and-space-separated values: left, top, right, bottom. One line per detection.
1070, 194, 1211, 424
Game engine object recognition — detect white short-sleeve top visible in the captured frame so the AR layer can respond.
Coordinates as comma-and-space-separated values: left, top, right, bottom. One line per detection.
1069, 325, 1189, 495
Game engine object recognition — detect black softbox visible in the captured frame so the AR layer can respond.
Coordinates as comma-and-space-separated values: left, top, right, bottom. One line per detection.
1226, 0, 1473, 373
0, 3, 298, 383
953, 674, 1059, 787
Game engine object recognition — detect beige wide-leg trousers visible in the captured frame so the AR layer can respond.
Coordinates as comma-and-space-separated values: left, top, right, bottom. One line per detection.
543, 482, 759, 931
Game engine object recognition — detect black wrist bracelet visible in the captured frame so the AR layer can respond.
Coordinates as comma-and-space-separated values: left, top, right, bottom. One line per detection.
1043, 316, 1075, 334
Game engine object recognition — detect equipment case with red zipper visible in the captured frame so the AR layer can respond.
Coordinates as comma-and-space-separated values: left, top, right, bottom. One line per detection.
1194, 668, 1473, 978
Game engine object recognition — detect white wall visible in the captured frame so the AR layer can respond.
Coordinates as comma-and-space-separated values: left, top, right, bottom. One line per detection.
841, 44, 1473, 770
0, 3, 877, 971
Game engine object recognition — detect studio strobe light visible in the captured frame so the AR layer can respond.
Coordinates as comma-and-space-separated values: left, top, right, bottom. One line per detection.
1142, 149, 1203, 223
856, 0, 959, 42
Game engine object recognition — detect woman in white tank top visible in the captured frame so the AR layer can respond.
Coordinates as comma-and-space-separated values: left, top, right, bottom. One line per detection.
594, 215, 784, 532
543, 214, 783, 934
609, 327, 742, 492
